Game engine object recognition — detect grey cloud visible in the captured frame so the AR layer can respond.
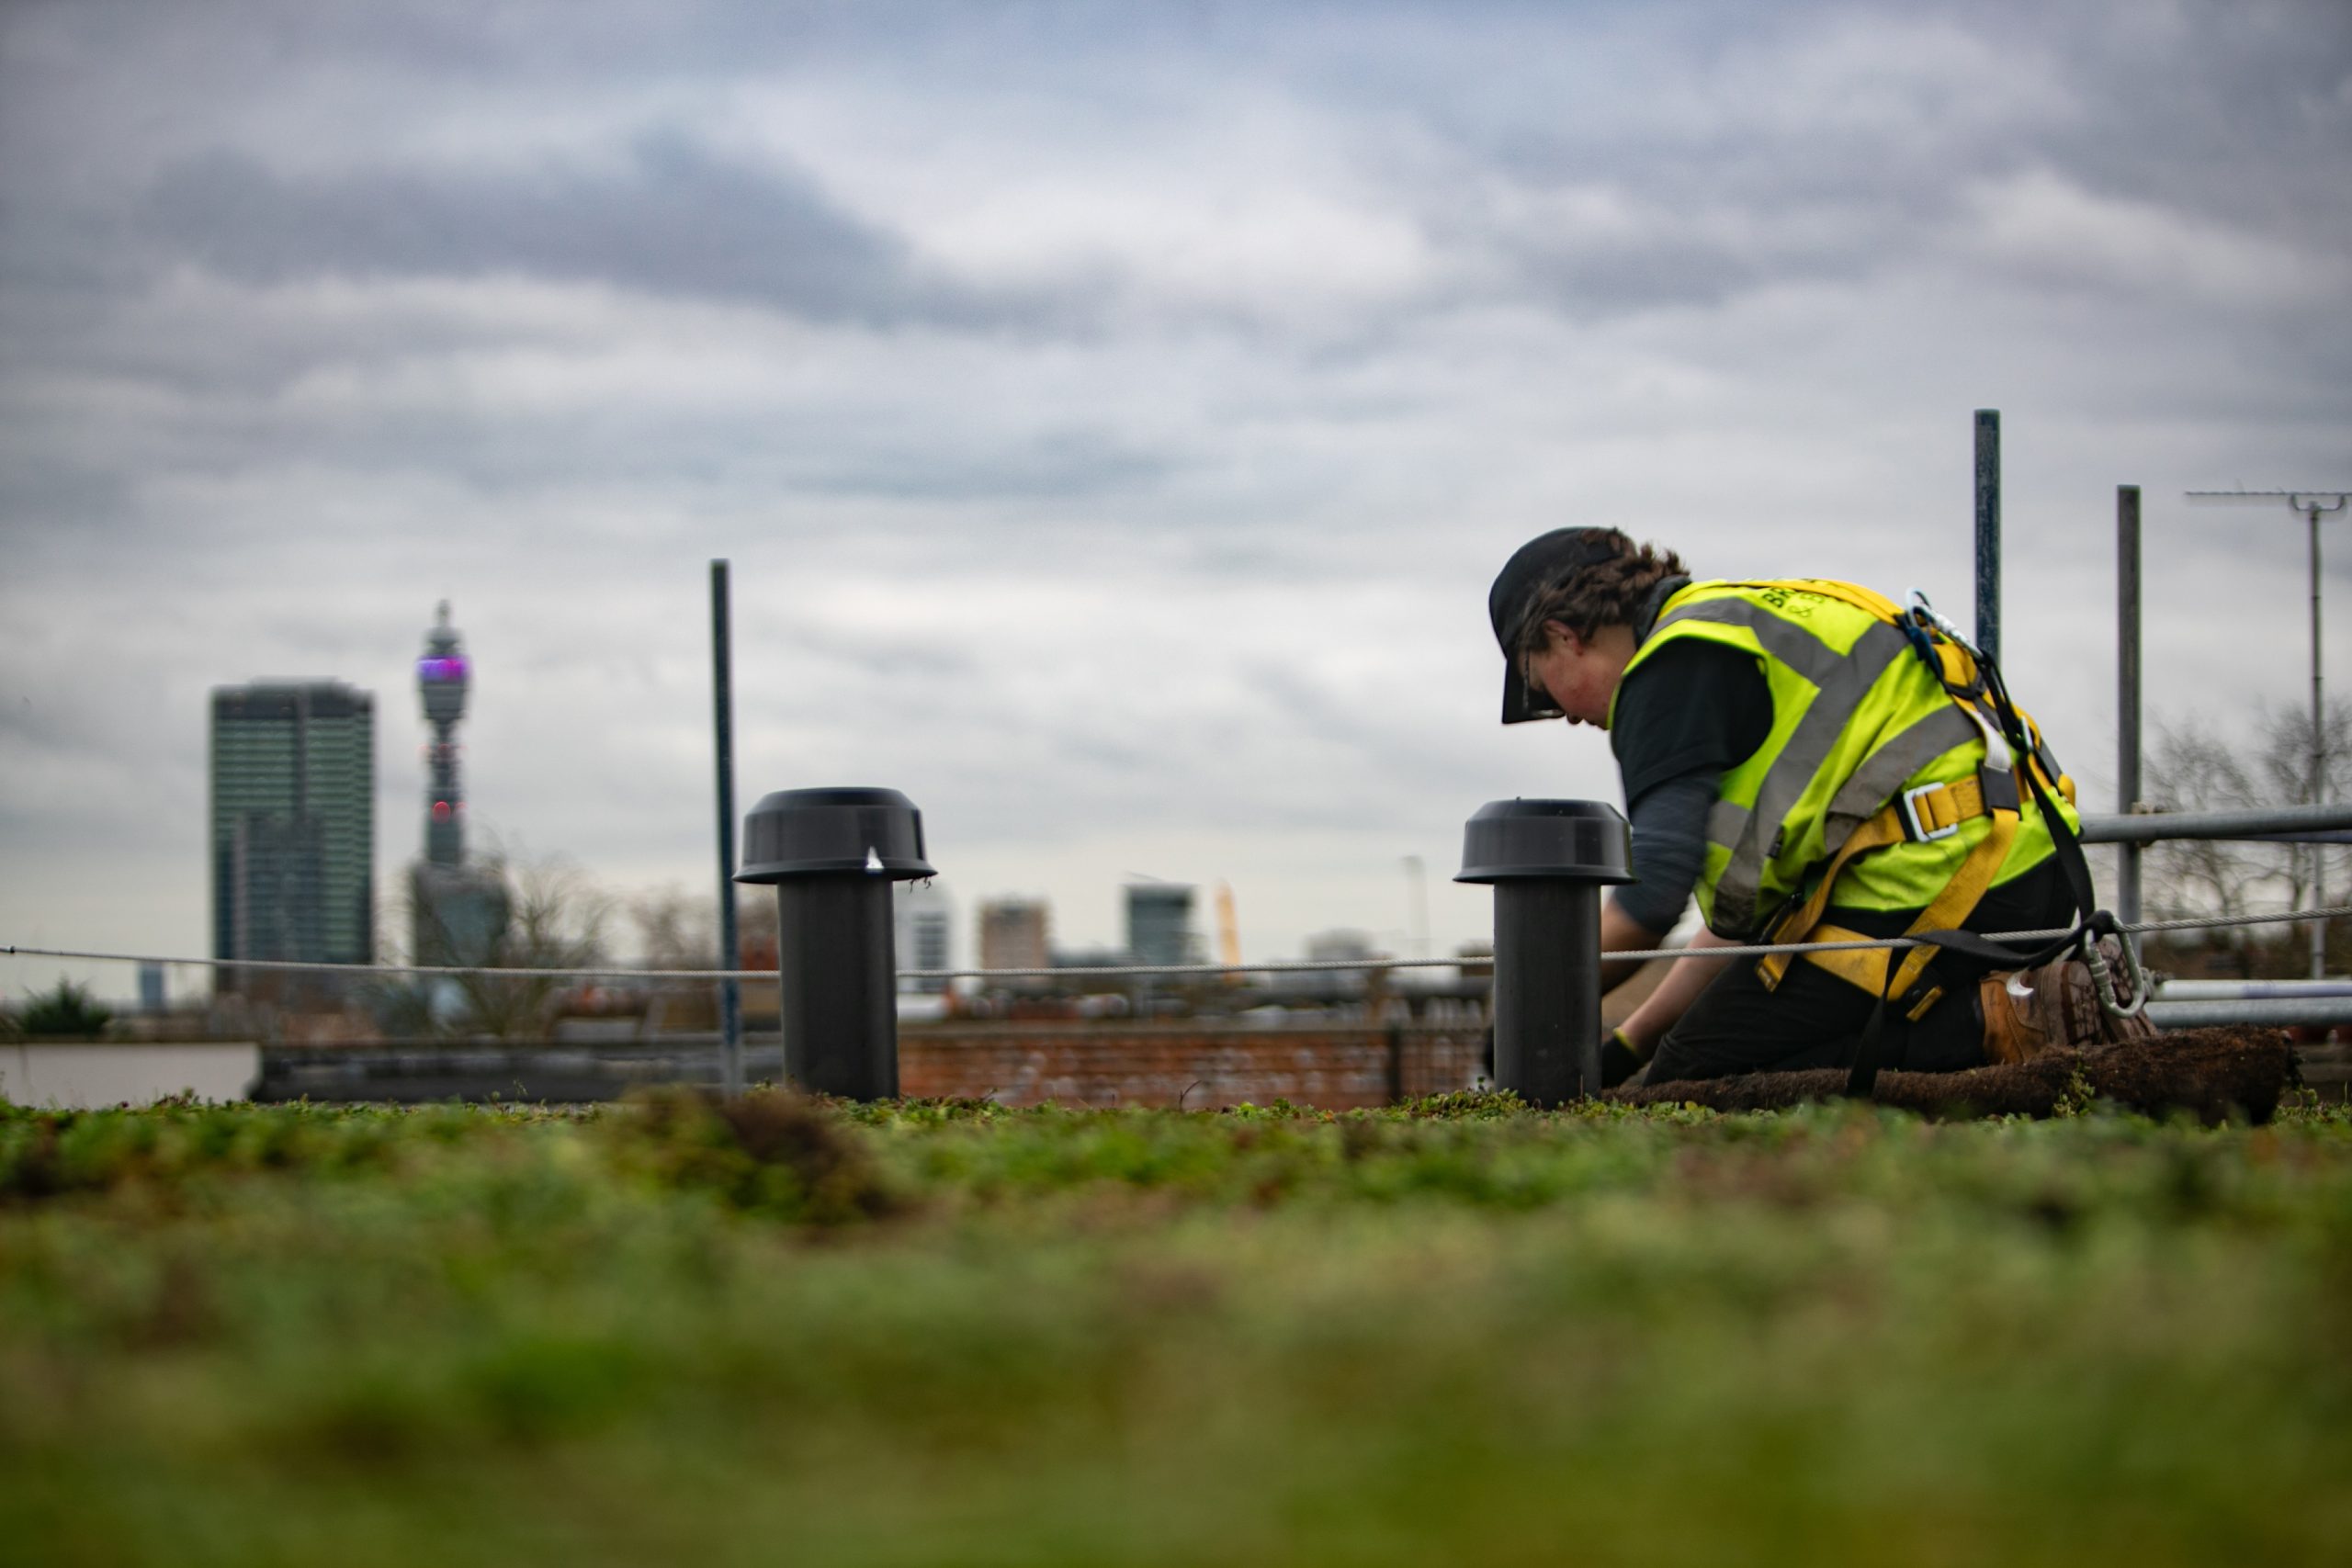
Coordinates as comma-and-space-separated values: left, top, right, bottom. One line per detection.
2033, 4, 2352, 235
778, 627, 978, 684
139, 134, 1026, 328
1367, 1, 2351, 322
802, 429, 1178, 503
0, 456, 138, 534
1502, 235, 1766, 319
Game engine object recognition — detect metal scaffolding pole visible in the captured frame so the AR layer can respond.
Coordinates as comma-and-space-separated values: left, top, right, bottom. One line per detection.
2077, 802, 2352, 843
2117, 485, 2142, 926
1974, 410, 2000, 665
710, 559, 743, 1095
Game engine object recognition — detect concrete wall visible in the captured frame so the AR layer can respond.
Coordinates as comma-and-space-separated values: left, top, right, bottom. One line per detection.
1, 1043, 263, 1110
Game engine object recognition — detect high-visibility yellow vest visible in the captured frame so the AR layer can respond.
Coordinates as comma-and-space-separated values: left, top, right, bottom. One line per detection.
1611, 579, 2078, 999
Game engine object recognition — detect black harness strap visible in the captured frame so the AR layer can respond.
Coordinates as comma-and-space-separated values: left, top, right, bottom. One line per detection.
1842, 645, 2109, 1099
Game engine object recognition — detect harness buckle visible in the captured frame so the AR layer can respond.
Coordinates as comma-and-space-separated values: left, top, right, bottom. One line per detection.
1978, 763, 2020, 814
1900, 782, 1961, 842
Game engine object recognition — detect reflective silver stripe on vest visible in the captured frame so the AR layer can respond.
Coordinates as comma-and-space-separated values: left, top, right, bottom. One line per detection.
1651, 593, 1915, 932
1713, 620, 1913, 929
1653, 593, 1852, 690
1816, 704, 1983, 850
1661, 590, 1853, 856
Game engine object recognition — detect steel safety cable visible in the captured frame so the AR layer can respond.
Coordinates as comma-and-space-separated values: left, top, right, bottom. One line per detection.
10, 900, 2352, 983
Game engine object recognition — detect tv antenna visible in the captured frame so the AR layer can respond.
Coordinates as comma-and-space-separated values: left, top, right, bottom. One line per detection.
2186, 489, 2352, 977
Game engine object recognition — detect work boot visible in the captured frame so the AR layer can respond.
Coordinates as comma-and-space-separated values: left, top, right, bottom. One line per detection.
1978, 942, 2154, 1065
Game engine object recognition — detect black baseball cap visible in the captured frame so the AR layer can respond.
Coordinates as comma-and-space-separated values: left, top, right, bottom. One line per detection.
1488, 527, 1625, 724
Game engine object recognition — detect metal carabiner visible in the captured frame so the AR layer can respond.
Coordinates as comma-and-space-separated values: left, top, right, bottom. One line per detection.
2083, 933, 2151, 1021
2110, 934, 2152, 1018
1905, 589, 1981, 658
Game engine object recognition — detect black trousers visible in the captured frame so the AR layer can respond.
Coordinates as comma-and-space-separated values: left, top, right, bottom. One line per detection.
1643, 859, 2077, 1083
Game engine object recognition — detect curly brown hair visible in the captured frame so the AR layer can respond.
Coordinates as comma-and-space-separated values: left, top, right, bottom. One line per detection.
1519, 529, 1687, 651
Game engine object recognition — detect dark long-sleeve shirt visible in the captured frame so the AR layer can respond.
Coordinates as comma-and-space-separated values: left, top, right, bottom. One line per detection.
1606, 588, 1771, 935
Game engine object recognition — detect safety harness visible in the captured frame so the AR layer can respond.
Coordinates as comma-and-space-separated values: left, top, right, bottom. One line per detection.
1738, 581, 2148, 1095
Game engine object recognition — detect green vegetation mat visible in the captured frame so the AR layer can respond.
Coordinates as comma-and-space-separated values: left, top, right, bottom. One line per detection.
4, 1089, 2350, 1567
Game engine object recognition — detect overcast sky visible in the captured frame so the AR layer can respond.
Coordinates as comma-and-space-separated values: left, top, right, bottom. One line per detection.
4, 0, 2349, 1000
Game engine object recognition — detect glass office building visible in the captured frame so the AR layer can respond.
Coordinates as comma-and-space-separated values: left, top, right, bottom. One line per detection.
895, 881, 953, 994
1125, 883, 1196, 968
209, 682, 375, 993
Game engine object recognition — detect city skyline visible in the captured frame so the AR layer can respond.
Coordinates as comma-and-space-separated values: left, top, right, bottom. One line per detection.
4, 1, 2349, 1001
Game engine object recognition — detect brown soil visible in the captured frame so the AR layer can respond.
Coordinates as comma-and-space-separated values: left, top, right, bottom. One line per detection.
1606, 1026, 2297, 1123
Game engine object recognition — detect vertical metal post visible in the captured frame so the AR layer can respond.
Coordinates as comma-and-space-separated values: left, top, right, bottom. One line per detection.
2309, 502, 2327, 978
710, 560, 743, 1095
2117, 486, 2142, 927
1974, 409, 2001, 665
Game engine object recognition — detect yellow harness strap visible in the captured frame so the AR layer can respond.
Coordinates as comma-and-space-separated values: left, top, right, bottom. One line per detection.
1756, 772, 2019, 1003
1797, 924, 1952, 1022
1729, 582, 2064, 1014
1755, 811, 1907, 990
1770, 579, 1909, 623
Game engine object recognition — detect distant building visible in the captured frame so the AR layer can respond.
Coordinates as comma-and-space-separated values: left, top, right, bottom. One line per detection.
1306, 929, 1379, 964
1048, 943, 1140, 1001
1125, 882, 1196, 968
978, 897, 1051, 973
209, 681, 375, 995
138, 963, 165, 1012
1303, 928, 1381, 997
408, 603, 508, 966
896, 882, 953, 993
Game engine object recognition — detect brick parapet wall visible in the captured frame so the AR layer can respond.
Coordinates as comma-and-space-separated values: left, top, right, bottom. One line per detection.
899, 1022, 1487, 1109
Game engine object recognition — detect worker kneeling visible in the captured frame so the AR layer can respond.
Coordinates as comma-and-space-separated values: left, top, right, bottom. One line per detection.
1488, 527, 2152, 1089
